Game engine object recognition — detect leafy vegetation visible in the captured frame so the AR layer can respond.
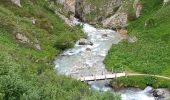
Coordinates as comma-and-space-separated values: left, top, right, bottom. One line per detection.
0, 0, 120, 100
104, 0, 170, 89
105, 0, 170, 76
111, 76, 170, 89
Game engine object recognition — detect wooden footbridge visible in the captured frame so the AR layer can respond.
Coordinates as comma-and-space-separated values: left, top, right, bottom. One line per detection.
76, 72, 170, 82
77, 73, 126, 82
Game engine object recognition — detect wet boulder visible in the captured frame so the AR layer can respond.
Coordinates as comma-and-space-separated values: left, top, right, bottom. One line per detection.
78, 38, 93, 45
102, 13, 128, 29
143, 86, 154, 93
102, 33, 108, 38
153, 89, 165, 97
86, 48, 91, 51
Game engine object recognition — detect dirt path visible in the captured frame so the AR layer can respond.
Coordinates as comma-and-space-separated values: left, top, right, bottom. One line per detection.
128, 73, 170, 80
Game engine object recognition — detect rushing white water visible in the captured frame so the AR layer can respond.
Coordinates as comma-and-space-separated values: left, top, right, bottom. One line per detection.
89, 80, 156, 100
54, 23, 122, 78
54, 19, 169, 100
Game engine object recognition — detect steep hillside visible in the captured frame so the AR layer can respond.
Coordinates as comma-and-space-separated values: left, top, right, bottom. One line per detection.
104, 0, 170, 88
0, 0, 120, 99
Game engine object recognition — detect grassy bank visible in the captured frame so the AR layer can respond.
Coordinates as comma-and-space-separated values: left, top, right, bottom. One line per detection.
104, 0, 170, 88
0, 0, 120, 99
105, 0, 170, 75
111, 76, 170, 89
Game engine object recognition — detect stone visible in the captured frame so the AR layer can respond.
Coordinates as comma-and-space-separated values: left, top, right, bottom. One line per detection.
164, 0, 169, 5
143, 86, 154, 93
127, 36, 137, 43
102, 33, 108, 38
34, 44, 41, 50
133, 0, 142, 18
11, 0, 21, 7
15, 33, 30, 43
78, 38, 93, 45
32, 18, 37, 25
86, 48, 91, 51
56, 0, 123, 23
153, 89, 165, 97
117, 29, 128, 39
102, 13, 128, 29
34, 38, 41, 50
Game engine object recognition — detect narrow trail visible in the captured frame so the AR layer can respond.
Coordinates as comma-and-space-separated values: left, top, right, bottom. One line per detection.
128, 73, 170, 80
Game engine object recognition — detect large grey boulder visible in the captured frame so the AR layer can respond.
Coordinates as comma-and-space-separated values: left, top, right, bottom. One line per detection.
102, 13, 128, 29
153, 89, 165, 97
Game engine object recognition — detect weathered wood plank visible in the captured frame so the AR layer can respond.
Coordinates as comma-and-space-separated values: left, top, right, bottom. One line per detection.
78, 73, 126, 81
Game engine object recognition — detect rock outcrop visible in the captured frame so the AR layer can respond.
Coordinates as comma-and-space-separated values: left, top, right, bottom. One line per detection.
164, 0, 170, 6
15, 33, 30, 43
75, 0, 123, 24
55, 0, 75, 17
15, 32, 41, 50
133, 0, 142, 18
117, 29, 128, 39
102, 13, 128, 29
55, 0, 123, 24
11, 0, 21, 7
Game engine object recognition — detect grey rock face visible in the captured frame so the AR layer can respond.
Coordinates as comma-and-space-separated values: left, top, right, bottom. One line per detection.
102, 13, 128, 29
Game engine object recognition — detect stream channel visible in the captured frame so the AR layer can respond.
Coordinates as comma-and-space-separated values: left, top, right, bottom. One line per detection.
54, 19, 170, 100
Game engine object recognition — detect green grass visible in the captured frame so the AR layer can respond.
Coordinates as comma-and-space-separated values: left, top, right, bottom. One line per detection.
104, 0, 170, 88
104, 0, 170, 76
0, 0, 120, 100
111, 76, 170, 89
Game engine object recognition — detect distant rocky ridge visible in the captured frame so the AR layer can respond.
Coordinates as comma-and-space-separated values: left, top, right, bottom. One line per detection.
10, 0, 169, 30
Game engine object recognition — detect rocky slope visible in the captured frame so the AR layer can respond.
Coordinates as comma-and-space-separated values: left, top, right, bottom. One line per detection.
53, 0, 143, 29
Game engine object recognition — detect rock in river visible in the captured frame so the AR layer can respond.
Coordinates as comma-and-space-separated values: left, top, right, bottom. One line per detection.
153, 89, 165, 97
78, 38, 93, 45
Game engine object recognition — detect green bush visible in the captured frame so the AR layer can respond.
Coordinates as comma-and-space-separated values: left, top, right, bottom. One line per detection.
54, 32, 76, 50
0, 0, 120, 99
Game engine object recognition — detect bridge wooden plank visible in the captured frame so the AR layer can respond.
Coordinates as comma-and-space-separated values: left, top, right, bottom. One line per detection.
78, 73, 126, 81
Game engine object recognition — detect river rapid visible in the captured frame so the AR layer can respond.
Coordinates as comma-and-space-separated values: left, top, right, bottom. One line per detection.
54, 19, 170, 100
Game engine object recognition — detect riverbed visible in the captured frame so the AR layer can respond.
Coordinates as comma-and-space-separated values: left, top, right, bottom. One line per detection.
54, 19, 170, 100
